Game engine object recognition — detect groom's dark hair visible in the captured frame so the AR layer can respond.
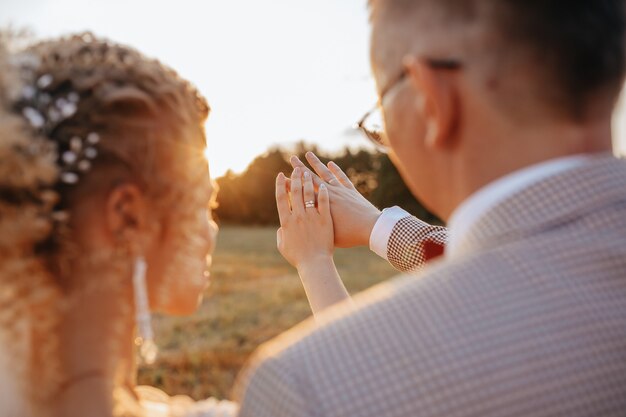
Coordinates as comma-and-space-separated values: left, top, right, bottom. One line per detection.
370, 0, 626, 120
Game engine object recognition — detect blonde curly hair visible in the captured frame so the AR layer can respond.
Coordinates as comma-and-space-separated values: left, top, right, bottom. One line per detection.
0, 32, 210, 416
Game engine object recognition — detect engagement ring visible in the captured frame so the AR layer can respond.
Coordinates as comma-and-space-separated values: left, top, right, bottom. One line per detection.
305, 201, 316, 208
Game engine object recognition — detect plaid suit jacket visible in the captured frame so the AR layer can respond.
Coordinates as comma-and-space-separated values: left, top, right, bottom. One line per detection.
234, 155, 626, 417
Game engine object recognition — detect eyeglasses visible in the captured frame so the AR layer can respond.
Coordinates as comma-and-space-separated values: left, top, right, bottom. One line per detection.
355, 58, 463, 152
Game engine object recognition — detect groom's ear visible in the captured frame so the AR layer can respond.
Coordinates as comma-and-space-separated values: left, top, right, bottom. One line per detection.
405, 57, 460, 150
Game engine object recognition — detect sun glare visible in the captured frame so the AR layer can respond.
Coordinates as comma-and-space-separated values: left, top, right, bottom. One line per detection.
205, 143, 266, 178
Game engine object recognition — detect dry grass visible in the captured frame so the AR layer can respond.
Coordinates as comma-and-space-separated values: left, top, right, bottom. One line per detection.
137, 225, 398, 400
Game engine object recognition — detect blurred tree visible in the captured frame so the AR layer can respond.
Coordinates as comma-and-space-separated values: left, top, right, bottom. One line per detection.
215, 149, 291, 225
214, 144, 442, 226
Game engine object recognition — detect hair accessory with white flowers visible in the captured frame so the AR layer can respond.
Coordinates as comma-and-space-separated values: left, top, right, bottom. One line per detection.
14, 63, 100, 186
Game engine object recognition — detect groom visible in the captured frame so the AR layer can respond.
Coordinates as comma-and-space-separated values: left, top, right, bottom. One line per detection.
235, 1, 626, 415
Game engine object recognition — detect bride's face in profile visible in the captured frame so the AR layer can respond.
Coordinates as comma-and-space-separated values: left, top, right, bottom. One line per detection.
99, 148, 218, 316
144, 159, 220, 316
68, 132, 219, 316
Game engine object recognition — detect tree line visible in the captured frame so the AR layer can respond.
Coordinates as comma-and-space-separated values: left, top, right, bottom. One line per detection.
214, 143, 442, 226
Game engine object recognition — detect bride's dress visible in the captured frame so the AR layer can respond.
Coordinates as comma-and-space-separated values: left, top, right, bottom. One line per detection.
137, 386, 238, 417
0, 334, 236, 417
0, 345, 236, 417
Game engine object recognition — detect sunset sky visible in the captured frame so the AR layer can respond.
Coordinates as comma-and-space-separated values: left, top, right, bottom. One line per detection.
3, 0, 626, 177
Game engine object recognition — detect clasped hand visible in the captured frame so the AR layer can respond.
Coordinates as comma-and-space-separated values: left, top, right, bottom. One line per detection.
275, 152, 382, 269
275, 167, 334, 269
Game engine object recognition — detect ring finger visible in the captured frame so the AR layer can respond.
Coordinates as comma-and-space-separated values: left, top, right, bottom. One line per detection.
303, 171, 316, 210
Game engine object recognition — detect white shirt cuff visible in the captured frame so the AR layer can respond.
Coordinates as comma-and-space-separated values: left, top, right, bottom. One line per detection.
369, 206, 411, 260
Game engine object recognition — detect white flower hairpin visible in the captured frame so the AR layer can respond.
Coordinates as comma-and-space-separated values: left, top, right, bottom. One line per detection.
18, 72, 101, 185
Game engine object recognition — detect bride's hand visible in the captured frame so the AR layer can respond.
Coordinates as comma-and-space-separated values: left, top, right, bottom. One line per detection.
289, 152, 381, 248
276, 168, 350, 314
276, 168, 334, 269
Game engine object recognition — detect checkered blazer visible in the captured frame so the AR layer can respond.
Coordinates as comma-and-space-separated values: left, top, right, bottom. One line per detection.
234, 155, 626, 417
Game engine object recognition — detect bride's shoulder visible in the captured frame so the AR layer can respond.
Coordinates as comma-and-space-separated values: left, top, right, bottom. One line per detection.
136, 385, 238, 417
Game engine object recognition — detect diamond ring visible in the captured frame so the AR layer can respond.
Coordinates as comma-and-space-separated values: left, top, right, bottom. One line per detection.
305, 201, 316, 208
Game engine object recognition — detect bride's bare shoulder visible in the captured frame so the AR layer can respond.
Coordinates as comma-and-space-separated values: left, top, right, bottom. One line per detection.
136, 385, 238, 417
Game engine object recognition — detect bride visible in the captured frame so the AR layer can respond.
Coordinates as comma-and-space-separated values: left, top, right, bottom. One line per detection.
0, 30, 403, 417
0, 33, 236, 416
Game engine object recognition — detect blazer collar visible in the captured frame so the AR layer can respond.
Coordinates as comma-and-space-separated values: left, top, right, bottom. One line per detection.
455, 154, 626, 256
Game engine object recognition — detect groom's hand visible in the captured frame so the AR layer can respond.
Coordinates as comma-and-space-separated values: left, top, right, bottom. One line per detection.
289, 152, 381, 249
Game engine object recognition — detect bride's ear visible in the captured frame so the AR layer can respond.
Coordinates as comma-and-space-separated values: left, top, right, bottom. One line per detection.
105, 183, 149, 250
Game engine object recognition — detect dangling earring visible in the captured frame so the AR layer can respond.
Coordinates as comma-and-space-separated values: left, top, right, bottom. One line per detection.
132, 256, 158, 365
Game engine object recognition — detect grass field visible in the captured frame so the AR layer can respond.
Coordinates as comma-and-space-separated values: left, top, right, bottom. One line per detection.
137, 225, 399, 400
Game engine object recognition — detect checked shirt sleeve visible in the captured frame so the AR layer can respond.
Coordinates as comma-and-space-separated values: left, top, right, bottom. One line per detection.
370, 206, 449, 272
